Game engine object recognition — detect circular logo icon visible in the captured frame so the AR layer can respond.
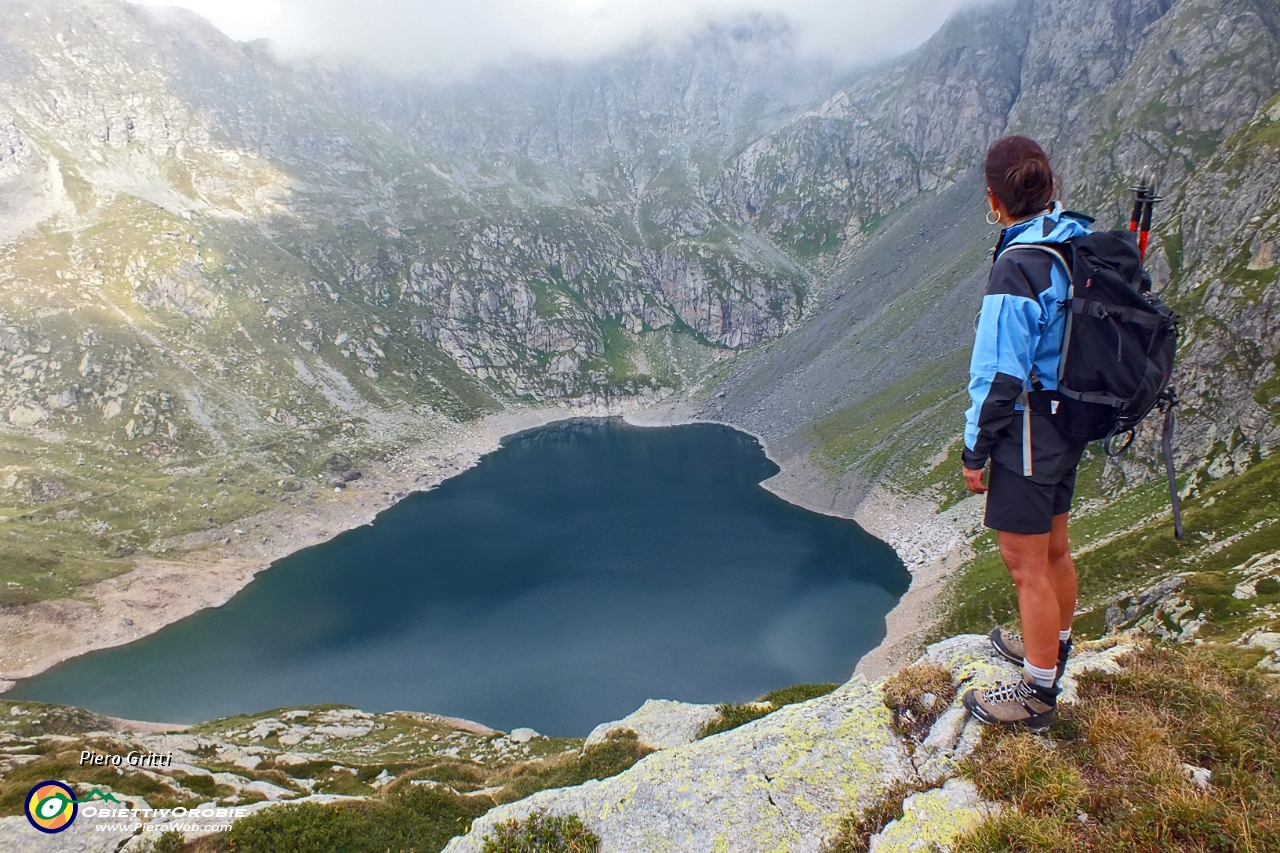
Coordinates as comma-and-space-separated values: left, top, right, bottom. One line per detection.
25, 781, 77, 834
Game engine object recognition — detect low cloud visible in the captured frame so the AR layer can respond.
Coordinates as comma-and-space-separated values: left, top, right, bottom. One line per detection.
137, 0, 993, 79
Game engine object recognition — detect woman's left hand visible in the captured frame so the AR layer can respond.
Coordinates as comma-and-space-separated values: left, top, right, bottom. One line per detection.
963, 465, 988, 494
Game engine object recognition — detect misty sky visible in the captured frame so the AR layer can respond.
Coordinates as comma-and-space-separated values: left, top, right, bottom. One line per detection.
136, 0, 991, 78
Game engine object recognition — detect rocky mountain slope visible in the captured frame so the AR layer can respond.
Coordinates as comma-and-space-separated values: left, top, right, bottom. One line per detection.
441, 635, 1134, 853
0, 0, 834, 599
0, 2, 1277, 850
708, 0, 1280, 499
695, 0, 1280, 670
0, 0, 1275, 697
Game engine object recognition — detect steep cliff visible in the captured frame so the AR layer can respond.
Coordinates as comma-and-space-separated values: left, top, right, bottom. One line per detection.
0, 2, 830, 594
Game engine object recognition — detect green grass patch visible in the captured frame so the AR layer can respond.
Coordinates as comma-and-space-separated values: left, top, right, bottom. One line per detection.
492, 730, 653, 805
482, 811, 600, 853
206, 784, 489, 853
940, 452, 1280, 641
809, 349, 971, 489
696, 703, 773, 739
697, 682, 839, 738
761, 682, 839, 706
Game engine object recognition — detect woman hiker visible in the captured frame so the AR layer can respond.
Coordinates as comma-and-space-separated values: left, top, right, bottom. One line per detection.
959, 136, 1091, 731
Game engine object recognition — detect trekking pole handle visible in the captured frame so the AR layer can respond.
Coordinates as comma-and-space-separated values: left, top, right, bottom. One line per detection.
1129, 189, 1144, 232
1129, 166, 1151, 231
1139, 192, 1158, 261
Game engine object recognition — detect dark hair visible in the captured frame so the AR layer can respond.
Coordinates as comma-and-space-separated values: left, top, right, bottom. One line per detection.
984, 136, 1055, 219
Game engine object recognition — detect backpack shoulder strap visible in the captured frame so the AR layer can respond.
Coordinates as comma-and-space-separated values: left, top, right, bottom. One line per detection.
999, 242, 1072, 276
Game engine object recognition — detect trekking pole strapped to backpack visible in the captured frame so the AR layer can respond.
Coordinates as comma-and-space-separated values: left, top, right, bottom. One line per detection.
1129, 169, 1163, 264
1158, 387, 1184, 540
1131, 172, 1181, 539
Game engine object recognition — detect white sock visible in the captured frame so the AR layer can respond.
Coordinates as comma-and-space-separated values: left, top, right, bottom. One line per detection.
1059, 629, 1072, 643
1024, 660, 1057, 689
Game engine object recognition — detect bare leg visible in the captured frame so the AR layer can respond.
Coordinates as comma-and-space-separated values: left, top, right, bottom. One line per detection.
997, 530, 1058, 670
1047, 512, 1077, 634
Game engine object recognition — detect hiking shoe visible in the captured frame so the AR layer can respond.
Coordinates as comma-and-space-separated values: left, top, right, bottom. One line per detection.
962, 671, 1059, 732
988, 627, 1073, 683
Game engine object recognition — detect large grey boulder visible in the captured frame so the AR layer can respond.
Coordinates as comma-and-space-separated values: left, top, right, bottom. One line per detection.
444, 675, 916, 853
583, 699, 720, 751
444, 633, 1136, 853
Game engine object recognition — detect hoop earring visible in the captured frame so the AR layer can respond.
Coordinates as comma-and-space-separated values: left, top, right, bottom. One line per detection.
985, 210, 1001, 226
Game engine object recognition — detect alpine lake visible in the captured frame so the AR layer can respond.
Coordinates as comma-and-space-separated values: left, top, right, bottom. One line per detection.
11, 420, 909, 736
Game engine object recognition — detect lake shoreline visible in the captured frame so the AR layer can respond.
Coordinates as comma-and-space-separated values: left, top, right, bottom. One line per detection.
624, 402, 976, 680
1, 397, 971, 699
0, 401, 647, 691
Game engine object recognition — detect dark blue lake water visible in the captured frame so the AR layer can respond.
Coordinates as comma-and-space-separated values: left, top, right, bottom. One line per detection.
12, 420, 909, 736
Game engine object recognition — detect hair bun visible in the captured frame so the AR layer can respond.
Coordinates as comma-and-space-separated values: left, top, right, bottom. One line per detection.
985, 136, 1056, 219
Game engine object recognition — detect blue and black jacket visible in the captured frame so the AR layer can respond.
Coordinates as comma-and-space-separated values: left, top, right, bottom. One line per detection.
963, 205, 1092, 484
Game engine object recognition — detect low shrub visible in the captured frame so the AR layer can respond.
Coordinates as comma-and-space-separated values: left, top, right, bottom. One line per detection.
147, 831, 186, 853
761, 682, 839, 706
697, 702, 772, 738
881, 663, 956, 745
495, 730, 653, 804
482, 811, 599, 853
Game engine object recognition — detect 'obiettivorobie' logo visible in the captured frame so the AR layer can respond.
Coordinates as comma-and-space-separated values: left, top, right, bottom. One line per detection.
24, 782, 121, 834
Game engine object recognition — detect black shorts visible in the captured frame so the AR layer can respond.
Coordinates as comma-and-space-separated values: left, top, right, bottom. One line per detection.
984, 462, 1076, 535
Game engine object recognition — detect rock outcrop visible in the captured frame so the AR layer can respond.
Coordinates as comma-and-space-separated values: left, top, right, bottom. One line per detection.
583, 699, 719, 752
443, 634, 1134, 853
0, 634, 1144, 853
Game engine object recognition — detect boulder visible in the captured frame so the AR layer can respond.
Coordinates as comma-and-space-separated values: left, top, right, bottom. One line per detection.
583, 699, 719, 751
1245, 632, 1280, 673
324, 454, 354, 475
8, 403, 48, 427
0, 814, 136, 853
867, 779, 997, 853
244, 780, 294, 800
313, 724, 373, 739
443, 675, 916, 853
1104, 575, 1188, 634
444, 634, 1134, 853
1246, 632, 1280, 653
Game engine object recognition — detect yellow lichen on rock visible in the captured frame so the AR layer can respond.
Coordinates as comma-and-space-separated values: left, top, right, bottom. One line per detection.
866, 779, 997, 853
442, 634, 1134, 853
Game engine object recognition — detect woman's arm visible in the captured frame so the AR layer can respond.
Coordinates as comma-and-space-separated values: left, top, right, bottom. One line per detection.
963, 255, 1045, 473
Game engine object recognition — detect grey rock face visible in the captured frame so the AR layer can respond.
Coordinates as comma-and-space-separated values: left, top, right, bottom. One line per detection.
705, 0, 1280, 499
443, 634, 1134, 853
0, 815, 137, 853
0, 0, 1273, 548
444, 674, 917, 853
583, 699, 719, 751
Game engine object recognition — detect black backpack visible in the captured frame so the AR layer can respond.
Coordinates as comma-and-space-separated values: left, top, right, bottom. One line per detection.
1008, 229, 1178, 443
1006, 221, 1183, 535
